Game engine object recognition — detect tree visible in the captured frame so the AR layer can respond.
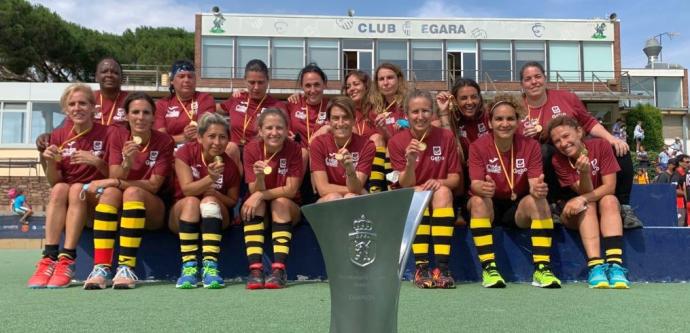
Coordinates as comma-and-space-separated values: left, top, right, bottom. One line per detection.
624, 103, 664, 152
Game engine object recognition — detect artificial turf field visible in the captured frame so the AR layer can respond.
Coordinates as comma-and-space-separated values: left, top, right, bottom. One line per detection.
3, 249, 690, 332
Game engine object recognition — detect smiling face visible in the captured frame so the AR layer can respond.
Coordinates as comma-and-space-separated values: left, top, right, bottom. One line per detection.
199, 123, 229, 157
95, 59, 122, 91
345, 75, 367, 103
329, 106, 354, 140
455, 85, 482, 118
65, 91, 95, 126
172, 70, 196, 98
259, 114, 287, 149
489, 104, 518, 141
301, 72, 324, 105
126, 99, 155, 135
520, 65, 547, 100
550, 125, 585, 158
245, 70, 268, 100
407, 96, 433, 135
376, 68, 399, 100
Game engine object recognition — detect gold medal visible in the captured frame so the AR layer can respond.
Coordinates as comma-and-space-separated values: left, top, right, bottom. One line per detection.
534, 124, 543, 133
214, 155, 223, 164
335, 153, 344, 161
132, 136, 142, 145
418, 142, 427, 151
263, 166, 273, 175
189, 121, 198, 127
510, 192, 517, 201
581, 148, 589, 157
240, 139, 246, 145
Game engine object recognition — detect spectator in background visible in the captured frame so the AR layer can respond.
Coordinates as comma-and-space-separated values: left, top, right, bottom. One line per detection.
671, 155, 689, 226
655, 158, 676, 184
633, 121, 644, 152
11, 187, 33, 224
657, 146, 670, 170
611, 118, 625, 140
671, 137, 684, 155
636, 145, 650, 171
635, 168, 649, 184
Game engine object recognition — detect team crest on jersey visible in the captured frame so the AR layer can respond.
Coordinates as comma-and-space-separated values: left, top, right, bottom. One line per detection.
113, 108, 126, 122
551, 106, 562, 115
430, 146, 444, 163
515, 158, 527, 175
278, 158, 288, 175
317, 112, 327, 124
458, 125, 468, 138
145, 151, 159, 168
351, 152, 360, 168
214, 175, 224, 190
235, 102, 248, 113
93, 141, 103, 151
295, 109, 307, 120
325, 153, 338, 167
478, 123, 487, 134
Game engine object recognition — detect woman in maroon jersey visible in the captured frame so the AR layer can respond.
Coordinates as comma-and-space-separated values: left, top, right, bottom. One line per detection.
369, 63, 409, 140
343, 70, 388, 192
241, 109, 303, 290
547, 116, 630, 289
435, 78, 489, 156
27, 84, 110, 289
310, 96, 375, 202
155, 60, 216, 146
169, 113, 241, 289
388, 89, 460, 289
219, 59, 288, 174
82, 92, 175, 290
519, 61, 640, 228
467, 93, 560, 289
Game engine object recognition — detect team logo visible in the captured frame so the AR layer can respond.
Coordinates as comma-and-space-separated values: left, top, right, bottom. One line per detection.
592, 23, 607, 39
336, 18, 354, 30
214, 175, 224, 190
93, 141, 103, 151
532, 23, 545, 38
146, 151, 159, 168
166, 106, 180, 118
516, 158, 525, 169
432, 146, 442, 156
402, 21, 412, 36
348, 214, 376, 267
551, 106, 562, 115
590, 159, 600, 175
113, 108, 126, 121
478, 123, 487, 134
191, 166, 200, 179
317, 111, 327, 124
278, 158, 288, 175
210, 8, 226, 34
274, 21, 288, 33
295, 110, 307, 120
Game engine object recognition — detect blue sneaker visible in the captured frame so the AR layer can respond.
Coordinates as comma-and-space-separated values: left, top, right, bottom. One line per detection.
202, 260, 225, 289
175, 261, 199, 289
607, 263, 630, 289
587, 264, 610, 289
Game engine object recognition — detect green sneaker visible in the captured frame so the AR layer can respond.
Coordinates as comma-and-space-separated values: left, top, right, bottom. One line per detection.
481, 262, 506, 288
175, 261, 199, 289
532, 264, 561, 288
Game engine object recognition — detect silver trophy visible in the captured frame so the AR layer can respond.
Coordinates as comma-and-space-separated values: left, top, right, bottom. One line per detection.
301, 188, 431, 333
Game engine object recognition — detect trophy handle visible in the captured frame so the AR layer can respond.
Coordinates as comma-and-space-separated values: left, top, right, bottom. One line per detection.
398, 190, 432, 278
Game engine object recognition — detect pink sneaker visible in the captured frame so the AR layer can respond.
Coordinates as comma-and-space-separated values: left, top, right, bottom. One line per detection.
46, 257, 75, 288
27, 257, 56, 289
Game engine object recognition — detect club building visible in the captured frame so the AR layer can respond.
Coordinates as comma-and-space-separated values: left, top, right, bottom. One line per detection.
0, 12, 687, 193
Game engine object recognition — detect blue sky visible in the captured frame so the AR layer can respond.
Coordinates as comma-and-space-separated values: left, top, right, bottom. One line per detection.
30, 0, 689, 70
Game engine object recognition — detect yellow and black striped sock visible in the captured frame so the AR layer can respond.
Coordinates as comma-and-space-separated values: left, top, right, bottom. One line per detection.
244, 216, 265, 266
118, 201, 146, 268
603, 236, 623, 265
369, 146, 387, 193
413, 208, 431, 266
587, 257, 605, 268
178, 219, 199, 263
202, 216, 222, 262
470, 217, 495, 266
530, 218, 554, 265
384, 151, 393, 191
93, 203, 119, 266
272, 221, 292, 264
431, 207, 455, 268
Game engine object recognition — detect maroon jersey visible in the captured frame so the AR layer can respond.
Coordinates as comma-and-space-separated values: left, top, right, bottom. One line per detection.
287, 96, 329, 148
173, 141, 241, 200
519, 90, 598, 142
354, 106, 378, 139
94, 91, 129, 127
108, 128, 174, 185
154, 92, 216, 136
309, 132, 375, 186
388, 126, 460, 185
219, 93, 288, 145
370, 101, 407, 138
552, 138, 621, 190
468, 134, 542, 200
50, 123, 109, 184
456, 110, 490, 154
243, 138, 303, 189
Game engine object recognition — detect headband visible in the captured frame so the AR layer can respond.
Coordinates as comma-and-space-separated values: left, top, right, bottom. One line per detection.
170, 62, 195, 79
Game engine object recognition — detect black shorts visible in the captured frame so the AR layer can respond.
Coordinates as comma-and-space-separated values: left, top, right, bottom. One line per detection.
492, 198, 520, 228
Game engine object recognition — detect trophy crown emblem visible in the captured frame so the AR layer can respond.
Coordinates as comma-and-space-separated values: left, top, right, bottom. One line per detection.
352, 215, 373, 232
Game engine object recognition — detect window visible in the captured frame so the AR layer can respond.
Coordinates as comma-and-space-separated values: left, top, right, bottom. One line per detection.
515, 41, 545, 81
447, 41, 477, 80
621, 76, 654, 107
657, 77, 683, 108
480, 41, 511, 81
1, 103, 27, 144
308, 39, 339, 81
272, 39, 304, 80
377, 40, 408, 73
549, 42, 580, 82
583, 42, 613, 81
31, 102, 64, 144
201, 37, 233, 79
236, 38, 269, 78
411, 41, 442, 81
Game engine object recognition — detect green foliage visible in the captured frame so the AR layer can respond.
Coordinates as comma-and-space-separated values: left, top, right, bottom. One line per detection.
0, 0, 193, 82
624, 104, 664, 152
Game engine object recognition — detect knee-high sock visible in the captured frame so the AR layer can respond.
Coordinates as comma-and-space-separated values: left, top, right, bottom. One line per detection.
178, 219, 199, 263
118, 201, 146, 268
603, 235, 623, 265
470, 217, 495, 266
243, 216, 265, 266
272, 221, 292, 265
93, 203, 119, 266
369, 146, 387, 193
531, 218, 554, 265
412, 208, 431, 266
202, 216, 222, 262
384, 151, 393, 190
431, 207, 454, 268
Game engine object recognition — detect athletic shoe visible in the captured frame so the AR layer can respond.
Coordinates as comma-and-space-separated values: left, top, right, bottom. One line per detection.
587, 264, 610, 289
202, 260, 225, 289
481, 262, 506, 288
607, 263, 630, 289
431, 267, 456, 289
246, 263, 265, 290
112, 266, 139, 289
621, 205, 643, 229
27, 257, 56, 289
83, 265, 111, 290
413, 264, 434, 289
175, 261, 199, 289
264, 263, 287, 289
47, 256, 75, 288
532, 264, 561, 288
